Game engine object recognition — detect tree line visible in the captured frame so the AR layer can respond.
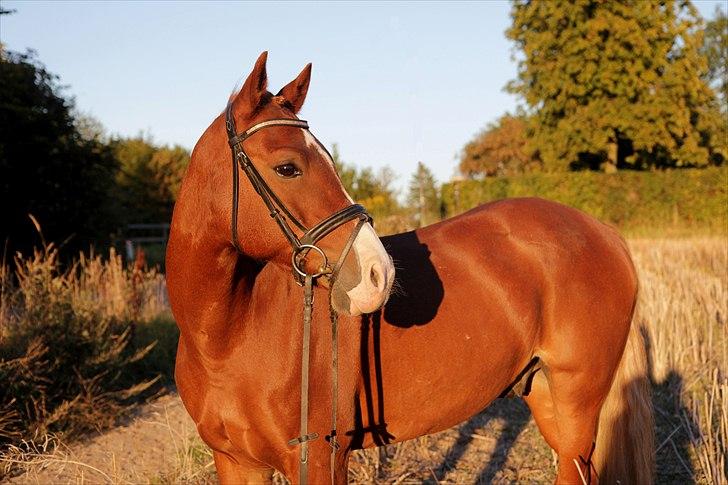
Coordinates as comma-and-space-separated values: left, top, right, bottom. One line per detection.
0, 46, 439, 256
2, 1, 725, 257
0, 49, 190, 257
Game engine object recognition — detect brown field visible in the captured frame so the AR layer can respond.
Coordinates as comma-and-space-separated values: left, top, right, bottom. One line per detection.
2, 237, 726, 484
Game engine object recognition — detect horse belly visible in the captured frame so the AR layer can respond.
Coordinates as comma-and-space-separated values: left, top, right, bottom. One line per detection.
357, 305, 535, 447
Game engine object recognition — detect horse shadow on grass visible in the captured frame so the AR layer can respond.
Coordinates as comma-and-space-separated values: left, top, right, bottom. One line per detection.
652, 370, 696, 484
423, 398, 532, 484
642, 329, 697, 484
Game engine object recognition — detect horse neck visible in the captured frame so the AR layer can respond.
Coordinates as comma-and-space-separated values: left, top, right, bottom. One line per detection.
166, 149, 260, 348
167, 229, 255, 332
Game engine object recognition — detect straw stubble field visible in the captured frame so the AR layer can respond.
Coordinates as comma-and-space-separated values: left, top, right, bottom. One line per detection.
2, 238, 726, 484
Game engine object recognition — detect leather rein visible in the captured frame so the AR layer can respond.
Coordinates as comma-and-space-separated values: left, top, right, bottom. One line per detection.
225, 101, 369, 485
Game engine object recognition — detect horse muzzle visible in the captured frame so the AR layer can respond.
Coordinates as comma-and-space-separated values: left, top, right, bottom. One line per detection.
330, 223, 394, 316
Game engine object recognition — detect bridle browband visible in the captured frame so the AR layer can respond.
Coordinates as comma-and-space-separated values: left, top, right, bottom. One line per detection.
225, 101, 370, 485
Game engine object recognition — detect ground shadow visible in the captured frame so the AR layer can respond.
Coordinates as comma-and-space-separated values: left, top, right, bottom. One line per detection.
423, 398, 531, 484
641, 328, 697, 484
652, 370, 696, 484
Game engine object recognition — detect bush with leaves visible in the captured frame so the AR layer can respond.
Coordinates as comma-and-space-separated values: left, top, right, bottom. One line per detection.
442, 166, 727, 236
460, 114, 541, 178
0, 49, 120, 256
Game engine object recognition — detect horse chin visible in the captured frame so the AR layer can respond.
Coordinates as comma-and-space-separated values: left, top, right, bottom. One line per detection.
330, 282, 391, 317
334, 296, 384, 317
348, 298, 386, 317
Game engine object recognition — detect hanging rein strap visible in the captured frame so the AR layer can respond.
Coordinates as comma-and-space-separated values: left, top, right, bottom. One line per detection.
289, 216, 368, 485
225, 101, 370, 485
287, 274, 318, 481
325, 216, 368, 482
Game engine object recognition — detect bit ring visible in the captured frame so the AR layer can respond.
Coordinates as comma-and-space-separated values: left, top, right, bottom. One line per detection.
292, 244, 329, 278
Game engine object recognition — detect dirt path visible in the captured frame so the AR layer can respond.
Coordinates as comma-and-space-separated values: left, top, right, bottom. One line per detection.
9, 395, 556, 484
10, 393, 200, 484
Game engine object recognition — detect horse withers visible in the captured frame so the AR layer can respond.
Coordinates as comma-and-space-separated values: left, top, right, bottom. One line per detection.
166, 52, 654, 484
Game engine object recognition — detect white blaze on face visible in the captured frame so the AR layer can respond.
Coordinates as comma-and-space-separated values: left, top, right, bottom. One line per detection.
303, 129, 394, 314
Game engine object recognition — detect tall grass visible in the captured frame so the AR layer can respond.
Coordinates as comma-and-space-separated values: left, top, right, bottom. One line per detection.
631, 238, 727, 483
0, 241, 170, 476
2, 238, 725, 483
346, 238, 727, 484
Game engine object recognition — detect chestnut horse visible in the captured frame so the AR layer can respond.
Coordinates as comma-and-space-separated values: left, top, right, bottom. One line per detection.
166, 52, 654, 484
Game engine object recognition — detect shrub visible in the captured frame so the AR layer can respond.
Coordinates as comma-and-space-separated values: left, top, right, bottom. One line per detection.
0, 242, 170, 453
442, 167, 727, 235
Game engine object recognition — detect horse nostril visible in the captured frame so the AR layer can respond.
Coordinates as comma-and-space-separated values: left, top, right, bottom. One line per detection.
370, 266, 379, 288
369, 263, 386, 291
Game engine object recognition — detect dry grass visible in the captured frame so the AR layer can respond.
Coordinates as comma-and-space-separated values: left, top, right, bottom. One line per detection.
3, 238, 726, 484
631, 238, 727, 484
0, 242, 169, 478
152, 414, 217, 485
346, 238, 727, 484
1, 434, 117, 482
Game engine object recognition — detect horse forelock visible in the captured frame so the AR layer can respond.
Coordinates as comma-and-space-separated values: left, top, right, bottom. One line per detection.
226, 86, 296, 123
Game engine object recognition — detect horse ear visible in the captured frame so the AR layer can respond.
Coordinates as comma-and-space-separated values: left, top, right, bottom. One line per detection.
277, 63, 312, 114
235, 51, 269, 115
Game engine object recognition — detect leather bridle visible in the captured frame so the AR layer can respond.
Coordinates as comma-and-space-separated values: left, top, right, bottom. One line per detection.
225, 101, 370, 485
225, 101, 370, 283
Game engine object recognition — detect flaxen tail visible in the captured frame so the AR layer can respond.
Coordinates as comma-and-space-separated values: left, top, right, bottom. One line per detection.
593, 317, 655, 483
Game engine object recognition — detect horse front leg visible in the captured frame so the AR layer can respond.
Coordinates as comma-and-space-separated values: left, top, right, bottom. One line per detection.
213, 451, 274, 485
282, 445, 350, 485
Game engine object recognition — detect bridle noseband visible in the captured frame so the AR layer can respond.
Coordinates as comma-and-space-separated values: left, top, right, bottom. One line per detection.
225, 102, 370, 283
225, 101, 371, 485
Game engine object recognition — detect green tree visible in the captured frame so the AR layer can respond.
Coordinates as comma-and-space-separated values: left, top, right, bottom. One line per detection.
329, 143, 401, 218
702, 6, 728, 111
0, 49, 119, 255
331, 143, 356, 195
359, 166, 401, 221
507, 0, 726, 171
112, 135, 189, 224
460, 114, 541, 178
407, 162, 440, 228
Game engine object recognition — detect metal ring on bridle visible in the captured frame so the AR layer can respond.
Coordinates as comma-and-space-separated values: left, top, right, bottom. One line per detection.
292, 244, 329, 279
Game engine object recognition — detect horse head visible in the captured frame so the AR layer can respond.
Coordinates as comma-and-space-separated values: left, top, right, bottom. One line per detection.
191, 52, 394, 315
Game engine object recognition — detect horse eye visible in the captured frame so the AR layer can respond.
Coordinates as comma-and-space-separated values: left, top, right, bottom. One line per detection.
274, 163, 301, 178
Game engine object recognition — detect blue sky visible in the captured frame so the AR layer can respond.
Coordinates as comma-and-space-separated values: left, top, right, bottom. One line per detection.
1, 1, 724, 193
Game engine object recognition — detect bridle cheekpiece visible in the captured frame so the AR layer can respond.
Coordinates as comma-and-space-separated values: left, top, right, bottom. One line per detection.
224, 101, 370, 284
224, 100, 370, 485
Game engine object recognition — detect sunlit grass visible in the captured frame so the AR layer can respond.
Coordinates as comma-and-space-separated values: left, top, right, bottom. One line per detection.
0, 241, 171, 479
2, 238, 725, 483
